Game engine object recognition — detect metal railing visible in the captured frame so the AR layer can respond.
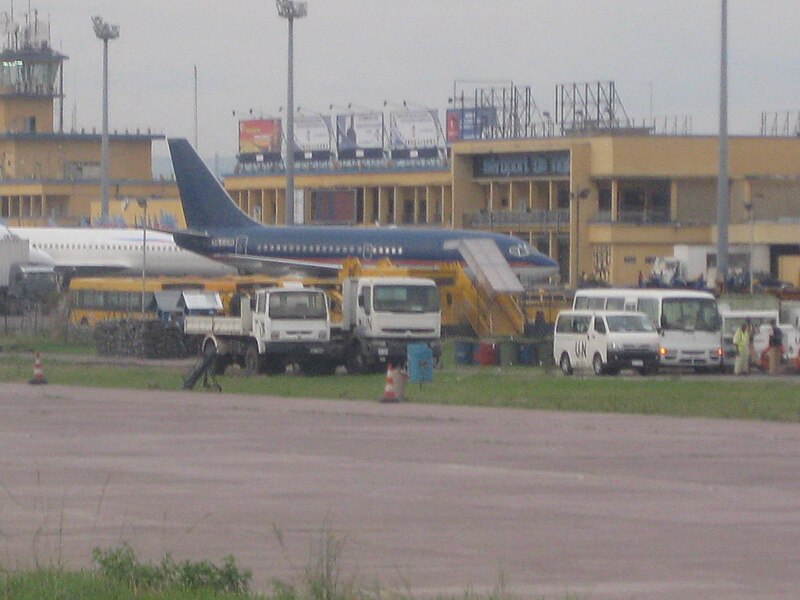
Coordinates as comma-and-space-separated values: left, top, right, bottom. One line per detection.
464, 209, 569, 228
592, 210, 671, 225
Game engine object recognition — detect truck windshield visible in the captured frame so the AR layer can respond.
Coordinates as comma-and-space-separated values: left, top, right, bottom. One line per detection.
268, 291, 327, 320
606, 315, 656, 333
661, 298, 721, 332
373, 285, 439, 313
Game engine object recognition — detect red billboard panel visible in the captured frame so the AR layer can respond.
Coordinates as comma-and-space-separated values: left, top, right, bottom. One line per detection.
238, 119, 282, 156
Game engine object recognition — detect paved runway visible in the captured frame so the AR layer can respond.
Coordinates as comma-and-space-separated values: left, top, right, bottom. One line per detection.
1, 383, 799, 599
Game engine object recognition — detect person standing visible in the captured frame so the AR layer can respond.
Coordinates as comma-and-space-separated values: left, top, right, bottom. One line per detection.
768, 319, 783, 375
732, 321, 750, 375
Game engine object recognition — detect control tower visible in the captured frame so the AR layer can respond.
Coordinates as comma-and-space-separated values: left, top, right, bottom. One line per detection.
0, 10, 66, 134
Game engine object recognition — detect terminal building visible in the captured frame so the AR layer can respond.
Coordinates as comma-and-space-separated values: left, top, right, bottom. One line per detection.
225, 83, 800, 288
0, 16, 798, 290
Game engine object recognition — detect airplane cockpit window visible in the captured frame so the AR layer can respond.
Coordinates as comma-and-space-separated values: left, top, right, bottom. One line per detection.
509, 243, 535, 258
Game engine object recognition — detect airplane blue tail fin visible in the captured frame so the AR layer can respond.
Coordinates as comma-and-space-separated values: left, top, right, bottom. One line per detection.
168, 138, 258, 230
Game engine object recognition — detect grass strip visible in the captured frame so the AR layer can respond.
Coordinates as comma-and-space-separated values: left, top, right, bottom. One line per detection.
1, 355, 798, 422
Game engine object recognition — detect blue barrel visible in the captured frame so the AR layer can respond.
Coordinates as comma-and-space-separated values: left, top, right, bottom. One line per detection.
517, 342, 537, 366
454, 340, 476, 365
407, 343, 434, 383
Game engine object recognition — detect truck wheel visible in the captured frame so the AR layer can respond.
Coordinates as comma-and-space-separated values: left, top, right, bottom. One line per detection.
638, 360, 657, 376
302, 359, 337, 376
262, 357, 285, 375
244, 343, 260, 376
346, 345, 368, 375
592, 353, 605, 375
559, 353, 573, 375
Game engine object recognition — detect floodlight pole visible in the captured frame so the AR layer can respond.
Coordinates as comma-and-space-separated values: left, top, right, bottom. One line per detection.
92, 16, 119, 226
716, 0, 729, 290
276, 0, 307, 226
138, 197, 148, 317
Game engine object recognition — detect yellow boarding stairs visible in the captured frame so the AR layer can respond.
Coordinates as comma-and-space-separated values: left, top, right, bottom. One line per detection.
446, 239, 526, 337
298, 247, 527, 338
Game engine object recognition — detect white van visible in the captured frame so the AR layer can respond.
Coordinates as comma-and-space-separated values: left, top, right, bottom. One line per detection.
573, 288, 722, 372
553, 310, 661, 376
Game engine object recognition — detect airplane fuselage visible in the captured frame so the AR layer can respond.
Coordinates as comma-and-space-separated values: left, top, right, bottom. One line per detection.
10, 227, 236, 278
175, 223, 557, 281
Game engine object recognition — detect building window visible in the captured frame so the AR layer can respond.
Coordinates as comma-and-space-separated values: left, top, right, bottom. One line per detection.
624, 256, 637, 264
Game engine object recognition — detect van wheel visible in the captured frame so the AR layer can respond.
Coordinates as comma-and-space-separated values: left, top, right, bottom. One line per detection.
559, 353, 573, 375
244, 343, 260, 376
592, 353, 605, 375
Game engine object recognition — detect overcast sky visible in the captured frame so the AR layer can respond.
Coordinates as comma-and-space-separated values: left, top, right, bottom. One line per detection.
22, 1, 800, 160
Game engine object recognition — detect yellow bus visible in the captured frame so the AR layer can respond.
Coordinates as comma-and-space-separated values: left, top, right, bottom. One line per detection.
68, 276, 210, 326
67, 275, 314, 326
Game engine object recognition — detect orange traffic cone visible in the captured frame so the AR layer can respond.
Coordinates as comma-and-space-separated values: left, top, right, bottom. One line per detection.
29, 352, 47, 385
380, 363, 405, 403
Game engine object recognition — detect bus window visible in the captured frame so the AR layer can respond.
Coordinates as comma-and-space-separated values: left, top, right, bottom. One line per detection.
606, 297, 625, 310
637, 298, 659, 324
587, 297, 605, 310
574, 297, 589, 310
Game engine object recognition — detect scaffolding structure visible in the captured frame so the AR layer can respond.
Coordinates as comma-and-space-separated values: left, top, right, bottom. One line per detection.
760, 111, 800, 137
554, 81, 637, 135
450, 80, 554, 140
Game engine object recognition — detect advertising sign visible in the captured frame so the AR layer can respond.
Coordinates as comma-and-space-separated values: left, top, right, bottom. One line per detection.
294, 114, 333, 161
446, 107, 497, 142
389, 109, 441, 159
238, 119, 282, 161
336, 113, 384, 159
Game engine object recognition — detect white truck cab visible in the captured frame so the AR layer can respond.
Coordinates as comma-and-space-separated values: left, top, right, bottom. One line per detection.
339, 276, 441, 373
554, 310, 660, 375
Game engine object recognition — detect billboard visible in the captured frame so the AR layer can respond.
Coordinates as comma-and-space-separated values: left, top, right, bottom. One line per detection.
310, 189, 357, 224
294, 114, 333, 161
389, 109, 441, 159
238, 119, 282, 162
335, 113, 385, 159
446, 107, 498, 142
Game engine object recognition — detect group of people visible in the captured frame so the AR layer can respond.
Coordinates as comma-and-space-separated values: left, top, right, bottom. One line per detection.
732, 318, 783, 375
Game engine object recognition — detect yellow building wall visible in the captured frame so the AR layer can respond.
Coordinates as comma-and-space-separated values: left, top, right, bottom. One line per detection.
608, 243, 677, 286
779, 256, 800, 286
595, 136, 800, 178
0, 97, 54, 133
0, 138, 154, 180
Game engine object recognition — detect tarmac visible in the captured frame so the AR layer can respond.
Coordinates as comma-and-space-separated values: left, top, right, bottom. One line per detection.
1, 382, 799, 599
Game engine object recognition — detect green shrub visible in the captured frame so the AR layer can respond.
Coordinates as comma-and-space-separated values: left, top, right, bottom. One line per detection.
92, 543, 252, 594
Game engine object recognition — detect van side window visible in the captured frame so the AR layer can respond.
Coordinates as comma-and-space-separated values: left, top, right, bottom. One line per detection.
574, 297, 589, 309
556, 316, 572, 333
594, 318, 606, 334
573, 316, 591, 333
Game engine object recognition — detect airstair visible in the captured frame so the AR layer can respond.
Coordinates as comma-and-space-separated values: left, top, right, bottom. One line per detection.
451, 239, 526, 337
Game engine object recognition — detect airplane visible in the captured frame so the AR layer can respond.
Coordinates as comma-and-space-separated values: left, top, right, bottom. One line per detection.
168, 138, 560, 282
3, 224, 236, 280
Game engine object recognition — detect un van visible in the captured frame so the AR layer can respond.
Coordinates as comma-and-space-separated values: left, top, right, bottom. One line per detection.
553, 310, 660, 375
